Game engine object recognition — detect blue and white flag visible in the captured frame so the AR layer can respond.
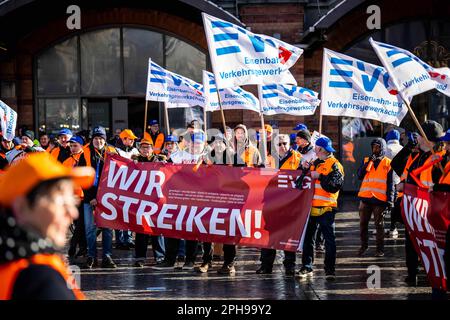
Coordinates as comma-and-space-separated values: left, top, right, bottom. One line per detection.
202, 13, 302, 89
202, 71, 260, 113
259, 84, 320, 116
0, 100, 17, 141
146, 59, 205, 108
369, 38, 439, 100
321, 49, 408, 126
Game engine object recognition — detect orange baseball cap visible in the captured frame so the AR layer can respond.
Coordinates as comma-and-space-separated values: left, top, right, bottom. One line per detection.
140, 132, 153, 146
0, 152, 95, 207
119, 129, 137, 140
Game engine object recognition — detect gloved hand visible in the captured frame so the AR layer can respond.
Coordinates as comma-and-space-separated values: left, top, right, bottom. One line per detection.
370, 153, 378, 162
406, 132, 419, 149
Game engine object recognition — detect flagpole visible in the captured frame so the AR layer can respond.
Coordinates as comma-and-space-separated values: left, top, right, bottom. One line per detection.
215, 84, 228, 135
163, 102, 171, 136
257, 85, 268, 165
318, 108, 323, 135
143, 100, 148, 134
400, 96, 444, 174
203, 106, 207, 134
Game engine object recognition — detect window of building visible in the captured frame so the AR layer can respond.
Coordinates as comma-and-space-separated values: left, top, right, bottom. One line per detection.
35, 27, 207, 136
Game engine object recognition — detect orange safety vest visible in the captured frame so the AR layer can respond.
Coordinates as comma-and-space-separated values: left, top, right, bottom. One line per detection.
148, 133, 165, 154
439, 161, 450, 185
416, 151, 446, 189
311, 157, 344, 208
63, 152, 84, 199
0, 253, 85, 300
49, 146, 61, 160
358, 157, 391, 202
397, 153, 419, 198
280, 150, 302, 170
81, 145, 116, 167
240, 145, 260, 167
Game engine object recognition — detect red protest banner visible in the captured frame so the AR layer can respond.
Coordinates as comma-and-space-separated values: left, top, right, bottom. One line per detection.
94, 154, 314, 251
402, 183, 450, 290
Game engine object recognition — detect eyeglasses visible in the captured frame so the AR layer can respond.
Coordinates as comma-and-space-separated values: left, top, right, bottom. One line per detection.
278, 142, 288, 146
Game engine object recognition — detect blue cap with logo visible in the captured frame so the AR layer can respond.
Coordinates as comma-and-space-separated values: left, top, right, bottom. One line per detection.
92, 126, 107, 140
165, 135, 178, 143
58, 128, 73, 137
149, 120, 159, 126
191, 132, 205, 143
69, 135, 85, 146
293, 123, 308, 131
440, 129, 450, 142
315, 136, 335, 153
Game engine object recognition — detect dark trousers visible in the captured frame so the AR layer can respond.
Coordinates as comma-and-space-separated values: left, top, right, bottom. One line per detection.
301, 211, 336, 273
135, 233, 165, 260
260, 248, 296, 269
223, 244, 236, 265
390, 198, 402, 230
165, 237, 198, 264
405, 228, 420, 277
69, 205, 86, 254
359, 201, 386, 251
201, 242, 214, 264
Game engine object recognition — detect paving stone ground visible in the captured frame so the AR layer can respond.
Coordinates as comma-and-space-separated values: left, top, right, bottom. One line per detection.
71, 196, 441, 300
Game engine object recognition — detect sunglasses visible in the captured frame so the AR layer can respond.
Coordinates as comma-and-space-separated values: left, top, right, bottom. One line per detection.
278, 142, 288, 146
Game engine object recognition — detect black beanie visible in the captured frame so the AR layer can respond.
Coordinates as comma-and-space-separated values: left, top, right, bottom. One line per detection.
421, 120, 444, 142
296, 129, 311, 143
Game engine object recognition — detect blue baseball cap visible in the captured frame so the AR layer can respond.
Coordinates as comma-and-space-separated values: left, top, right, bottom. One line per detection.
440, 129, 450, 142
191, 132, 205, 143
293, 123, 308, 131
69, 135, 85, 146
58, 128, 73, 137
386, 129, 400, 142
149, 120, 159, 126
165, 135, 178, 143
92, 126, 107, 140
315, 136, 335, 153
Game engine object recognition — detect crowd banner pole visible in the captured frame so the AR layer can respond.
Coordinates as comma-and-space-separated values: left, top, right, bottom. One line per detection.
163, 102, 171, 136
203, 106, 207, 134
143, 100, 148, 134
401, 97, 444, 174
215, 84, 228, 135
257, 85, 268, 165
318, 110, 323, 135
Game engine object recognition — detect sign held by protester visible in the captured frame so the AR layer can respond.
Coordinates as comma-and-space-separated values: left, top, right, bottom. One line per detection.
259, 84, 320, 116
401, 183, 449, 290
95, 154, 314, 251
370, 38, 450, 100
0, 100, 17, 141
321, 49, 408, 126
146, 59, 205, 108
202, 71, 260, 113
202, 13, 302, 89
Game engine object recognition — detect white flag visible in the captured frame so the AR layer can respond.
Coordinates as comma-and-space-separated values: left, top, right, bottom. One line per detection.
202, 71, 260, 113
369, 38, 438, 100
320, 49, 408, 126
146, 58, 205, 108
0, 100, 17, 141
259, 84, 320, 116
202, 12, 302, 89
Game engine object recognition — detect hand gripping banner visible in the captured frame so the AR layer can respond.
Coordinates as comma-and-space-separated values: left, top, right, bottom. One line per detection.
401, 183, 450, 290
95, 154, 314, 251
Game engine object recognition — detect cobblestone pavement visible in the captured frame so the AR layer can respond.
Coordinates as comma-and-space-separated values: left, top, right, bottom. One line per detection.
72, 197, 436, 300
